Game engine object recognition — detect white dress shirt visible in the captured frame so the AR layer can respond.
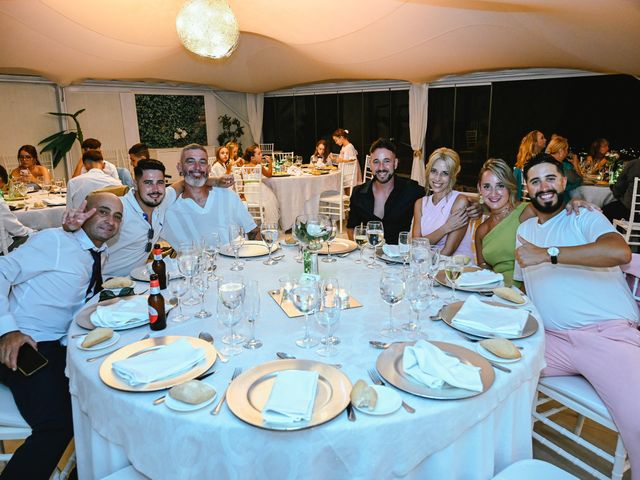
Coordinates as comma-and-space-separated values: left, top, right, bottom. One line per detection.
162, 187, 256, 246
81, 160, 120, 181
0, 197, 33, 252
0, 228, 106, 342
103, 187, 177, 277
66, 168, 122, 209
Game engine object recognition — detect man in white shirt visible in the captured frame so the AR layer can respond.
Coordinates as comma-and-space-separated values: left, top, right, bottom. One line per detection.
162, 144, 258, 247
0, 192, 123, 479
71, 137, 120, 181
514, 154, 640, 473
0, 197, 33, 254
66, 150, 122, 209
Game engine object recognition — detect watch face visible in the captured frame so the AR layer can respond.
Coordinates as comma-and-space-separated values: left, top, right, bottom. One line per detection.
548, 247, 559, 256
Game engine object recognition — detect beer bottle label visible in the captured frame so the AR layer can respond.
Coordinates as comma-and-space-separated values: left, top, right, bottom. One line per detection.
153, 252, 163, 261
149, 285, 161, 295
148, 306, 158, 324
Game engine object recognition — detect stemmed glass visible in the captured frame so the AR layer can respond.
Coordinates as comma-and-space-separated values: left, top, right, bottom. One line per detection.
353, 225, 367, 264
316, 280, 341, 357
366, 221, 384, 268
445, 257, 464, 302
260, 223, 279, 265
201, 232, 220, 279
320, 277, 341, 346
291, 280, 321, 349
218, 275, 246, 356
243, 280, 262, 349
379, 267, 405, 338
322, 219, 338, 263
167, 272, 189, 322
398, 231, 411, 268
177, 244, 200, 306
192, 271, 211, 318
404, 274, 432, 336
427, 246, 442, 299
228, 224, 246, 271
410, 237, 430, 277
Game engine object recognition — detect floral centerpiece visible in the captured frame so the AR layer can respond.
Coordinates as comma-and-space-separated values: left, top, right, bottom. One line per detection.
605, 151, 621, 184
293, 214, 332, 274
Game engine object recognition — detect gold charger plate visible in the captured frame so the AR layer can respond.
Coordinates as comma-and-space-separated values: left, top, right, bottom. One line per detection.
226, 359, 351, 431
318, 238, 357, 255
435, 267, 502, 293
268, 290, 362, 318
75, 296, 149, 331
99, 336, 216, 392
219, 240, 279, 258
376, 341, 494, 399
440, 301, 538, 340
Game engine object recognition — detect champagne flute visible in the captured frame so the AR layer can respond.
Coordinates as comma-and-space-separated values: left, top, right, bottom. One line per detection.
404, 274, 431, 336
379, 267, 405, 338
366, 220, 384, 268
398, 231, 411, 268
354, 225, 367, 264
322, 219, 338, 263
316, 282, 341, 357
192, 270, 211, 318
291, 281, 320, 349
428, 246, 442, 299
243, 280, 262, 349
260, 222, 279, 265
228, 224, 245, 271
445, 258, 464, 302
218, 275, 246, 356
167, 272, 189, 322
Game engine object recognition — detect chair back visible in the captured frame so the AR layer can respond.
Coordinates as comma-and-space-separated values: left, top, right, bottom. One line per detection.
339, 161, 358, 194
363, 155, 374, 182
232, 166, 264, 225
272, 152, 293, 163
92, 185, 129, 196
259, 143, 274, 156
0, 217, 9, 255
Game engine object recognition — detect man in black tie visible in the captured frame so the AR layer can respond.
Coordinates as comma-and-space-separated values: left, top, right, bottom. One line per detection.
0, 192, 123, 479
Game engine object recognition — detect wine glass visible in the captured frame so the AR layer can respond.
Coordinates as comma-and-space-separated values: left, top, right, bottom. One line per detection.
427, 246, 442, 299
404, 274, 432, 337
177, 245, 200, 306
192, 271, 211, 318
366, 220, 384, 268
379, 267, 405, 338
218, 275, 246, 356
201, 232, 220, 279
316, 282, 341, 357
398, 231, 411, 268
291, 281, 320, 349
353, 225, 367, 264
322, 219, 338, 263
243, 280, 262, 349
410, 237, 430, 276
228, 224, 246, 271
260, 222, 279, 265
445, 257, 464, 302
167, 272, 189, 322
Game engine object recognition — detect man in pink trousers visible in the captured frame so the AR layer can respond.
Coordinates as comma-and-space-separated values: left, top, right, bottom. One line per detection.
514, 153, 640, 478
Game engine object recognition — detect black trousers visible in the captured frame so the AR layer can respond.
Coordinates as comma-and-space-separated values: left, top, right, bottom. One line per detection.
0, 341, 73, 480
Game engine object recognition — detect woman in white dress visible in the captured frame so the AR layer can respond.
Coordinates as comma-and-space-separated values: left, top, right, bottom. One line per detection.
332, 128, 362, 183
243, 144, 280, 225
309, 139, 332, 167
211, 146, 230, 177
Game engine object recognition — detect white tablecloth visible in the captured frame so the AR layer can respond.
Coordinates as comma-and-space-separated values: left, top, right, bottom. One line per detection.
10, 191, 66, 230
67, 251, 545, 480
264, 172, 341, 230
570, 184, 614, 208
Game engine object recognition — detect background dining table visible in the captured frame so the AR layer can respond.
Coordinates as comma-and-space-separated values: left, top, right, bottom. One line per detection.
66, 246, 545, 480
8, 190, 66, 230
263, 171, 341, 231
570, 183, 615, 208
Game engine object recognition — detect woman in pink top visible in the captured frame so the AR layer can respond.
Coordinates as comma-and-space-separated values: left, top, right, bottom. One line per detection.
412, 147, 473, 257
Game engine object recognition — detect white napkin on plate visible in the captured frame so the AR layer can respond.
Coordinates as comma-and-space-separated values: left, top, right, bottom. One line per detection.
90, 296, 148, 328
382, 244, 401, 257
43, 197, 66, 206
145, 257, 179, 277
403, 340, 483, 392
452, 295, 528, 336
287, 166, 303, 176
262, 370, 319, 425
458, 269, 503, 287
112, 338, 206, 386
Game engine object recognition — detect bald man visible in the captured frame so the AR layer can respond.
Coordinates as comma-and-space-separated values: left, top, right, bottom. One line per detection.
0, 192, 123, 479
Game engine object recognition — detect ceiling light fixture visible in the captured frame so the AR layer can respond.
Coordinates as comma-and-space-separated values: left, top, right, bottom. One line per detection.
176, 0, 240, 59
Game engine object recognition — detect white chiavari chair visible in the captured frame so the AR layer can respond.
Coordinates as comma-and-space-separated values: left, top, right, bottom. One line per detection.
362, 155, 374, 182
232, 166, 265, 226
613, 177, 640, 246
259, 143, 274, 157
318, 161, 357, 233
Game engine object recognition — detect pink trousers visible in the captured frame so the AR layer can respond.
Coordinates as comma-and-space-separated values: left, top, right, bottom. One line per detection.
543, 320, 640, 479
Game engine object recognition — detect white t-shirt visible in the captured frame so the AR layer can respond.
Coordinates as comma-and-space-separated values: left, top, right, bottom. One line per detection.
340, 143, 358, 161
81, 160, 120, 181
0, 197, 33, 250
66, 168, 122, 209
161, 187, 257, 247
514, 209, 638, 330
210, 162, 227, 177
104, 188, 177, 277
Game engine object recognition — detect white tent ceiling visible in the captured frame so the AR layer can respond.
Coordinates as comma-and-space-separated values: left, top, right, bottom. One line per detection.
1, 0, 638, 93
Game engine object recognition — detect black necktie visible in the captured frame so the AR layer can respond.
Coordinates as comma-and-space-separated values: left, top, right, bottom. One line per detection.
86, 249, 103, 300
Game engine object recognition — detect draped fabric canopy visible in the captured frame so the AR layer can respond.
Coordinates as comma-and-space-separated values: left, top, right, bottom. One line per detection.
0, 1, 638, 93
409, 83, 429, 187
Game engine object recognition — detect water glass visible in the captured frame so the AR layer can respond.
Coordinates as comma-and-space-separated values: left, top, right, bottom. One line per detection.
243, 280, 262, 349
428, 246, 442, 299
228, 224, 246, 271
353, 225, 367, 264
398, 231, 411, 268
322, 219, 338, 263
410, 237, 430, 276
379, 267, 405, 338
167, 272, 189, 322
316, 286, 341, 357
177, 247, 200, 306
366, 220, 384, 268
193, 271, 211, 318
404, 274, 432, 337
218, 275, 246, 356
291, 282, 320, 349
201, 232, 220, 279
260, 223, 279, 265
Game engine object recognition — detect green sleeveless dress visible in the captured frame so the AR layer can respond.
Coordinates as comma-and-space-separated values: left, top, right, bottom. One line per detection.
481, 202, 528, 287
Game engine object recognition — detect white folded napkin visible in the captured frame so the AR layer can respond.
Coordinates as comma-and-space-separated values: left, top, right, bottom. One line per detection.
262, 370, 319, 425
112, 338, 206, 386
90, 296, 148, 328
403, 340, 483, 392
458, 269, 503, 287
451, 295, 529, 336
382, 244, 401, 257
287, 166, 303, 176
145, 257, 179, 277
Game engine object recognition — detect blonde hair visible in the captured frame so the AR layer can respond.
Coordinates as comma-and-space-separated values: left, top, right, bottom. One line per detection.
546, 136, 568, 157
425, 147, 460, 195
515, 130, 542, 169
477, 158, 517, 208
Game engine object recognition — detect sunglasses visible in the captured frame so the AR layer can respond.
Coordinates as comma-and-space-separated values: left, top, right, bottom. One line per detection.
145, 227, 155, 253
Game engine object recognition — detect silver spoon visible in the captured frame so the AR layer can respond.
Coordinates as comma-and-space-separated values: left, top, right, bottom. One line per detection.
276, 352, 342, 369
369, 340, 391, 349
198, 332, 229, 363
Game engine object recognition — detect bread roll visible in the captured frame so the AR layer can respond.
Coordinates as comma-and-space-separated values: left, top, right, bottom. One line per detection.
479, 338, 521, 360
493, 287, 525, 304
350, 379, 378, 411
103, 277, 134, 289
82, 327, 114, 348
169, 380, 216, 405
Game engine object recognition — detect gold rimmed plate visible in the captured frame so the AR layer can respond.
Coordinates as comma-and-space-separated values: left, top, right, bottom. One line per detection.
75, 296, 149, 331
268, 290, 362, 317
435, 267, 502, 293
318, 239, 357, 255
376, 341, 494, 400
226, 359, 351, 431
219, 240, 279, 258
440, 301, 538, 340
99, 336, 216, 392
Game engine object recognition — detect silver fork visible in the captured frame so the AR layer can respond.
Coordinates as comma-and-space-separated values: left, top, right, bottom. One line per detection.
367, 369, 415, 414
211, 367, 242, 415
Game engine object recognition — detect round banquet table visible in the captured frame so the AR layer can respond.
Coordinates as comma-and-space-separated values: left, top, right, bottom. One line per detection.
570, 184, 615, 208
8, 191, 66, 230
264, 171, 341, 231
67, 249, 545, 480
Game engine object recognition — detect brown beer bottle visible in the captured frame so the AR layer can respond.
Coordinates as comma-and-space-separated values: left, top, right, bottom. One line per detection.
148, 274, 166, 331
151, 243, 167, 290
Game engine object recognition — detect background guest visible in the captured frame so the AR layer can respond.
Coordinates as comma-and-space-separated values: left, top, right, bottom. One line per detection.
583, 138, 610, 175
66, 150, 122, 209
332, 128, 361, 183
243, 144, 280, 225
0, 165, 8, 191
310, 139, 332, 166
212, 146, 231, 176
71, 138, 120, 181
514, 130, 546, 200
0, 196, 34, 254
10, 145, 51, 185
226, 141, 243, 168
546, 135, 583, 197
127, 143, 150, 169
603, 155, 640, 223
